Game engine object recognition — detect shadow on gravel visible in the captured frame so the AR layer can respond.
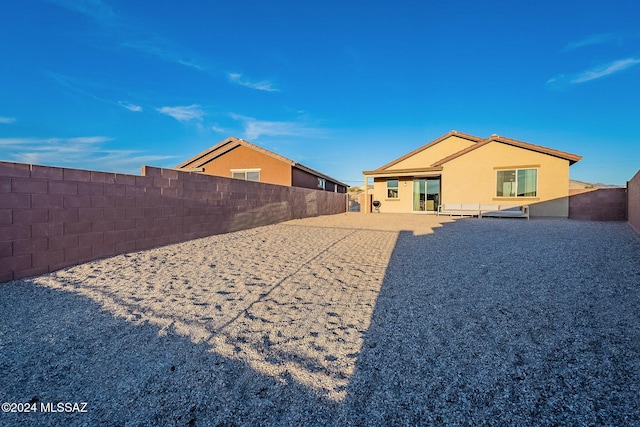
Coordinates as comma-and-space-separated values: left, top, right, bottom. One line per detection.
340, 219, 640, 425
0, 283, 339, 426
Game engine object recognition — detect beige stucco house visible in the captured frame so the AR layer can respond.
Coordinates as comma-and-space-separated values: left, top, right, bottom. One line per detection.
176, 137, 348, 193
362, 131, 582, 217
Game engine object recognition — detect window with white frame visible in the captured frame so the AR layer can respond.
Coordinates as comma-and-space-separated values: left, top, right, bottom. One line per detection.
231, 169, 261, 182
496, 168, 537, 197
387, 178, 399, 198
317, 177, 326, 189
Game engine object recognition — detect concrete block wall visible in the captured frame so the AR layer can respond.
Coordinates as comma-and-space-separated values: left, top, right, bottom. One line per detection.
0, 162, 347, 283
568, 188, 627, 221
628, 170, 640, 234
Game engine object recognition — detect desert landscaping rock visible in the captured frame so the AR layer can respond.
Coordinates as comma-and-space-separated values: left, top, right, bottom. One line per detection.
1, 213, 639, 426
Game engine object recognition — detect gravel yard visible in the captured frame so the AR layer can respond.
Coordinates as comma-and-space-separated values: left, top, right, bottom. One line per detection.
1, 213, 639, 426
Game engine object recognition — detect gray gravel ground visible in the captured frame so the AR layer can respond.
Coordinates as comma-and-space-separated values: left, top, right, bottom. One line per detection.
1, 214, 639, 426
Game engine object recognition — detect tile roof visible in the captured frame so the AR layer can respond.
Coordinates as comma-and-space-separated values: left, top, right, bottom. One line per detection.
175, 137, 349, 187
431, 134, 583, 166
365, 131, 582, 174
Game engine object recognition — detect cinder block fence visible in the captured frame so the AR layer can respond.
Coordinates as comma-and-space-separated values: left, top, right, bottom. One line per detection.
569, 188, 628, 221
0, 162, 347, 283
629, 170, 640, 234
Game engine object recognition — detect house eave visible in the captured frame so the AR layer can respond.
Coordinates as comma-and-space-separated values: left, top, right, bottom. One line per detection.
294, 163, 349, 188
363, 167, 443, 178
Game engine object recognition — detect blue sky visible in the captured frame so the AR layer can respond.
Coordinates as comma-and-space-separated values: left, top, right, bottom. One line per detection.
1, 0, 639, 186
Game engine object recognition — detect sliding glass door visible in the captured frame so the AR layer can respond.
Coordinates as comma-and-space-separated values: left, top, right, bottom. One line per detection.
412, 178, 440, 212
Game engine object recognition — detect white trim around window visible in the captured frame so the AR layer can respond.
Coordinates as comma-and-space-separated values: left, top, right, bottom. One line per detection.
231, 168, 261, 182
496, 168, 537, 197
386, 178, 399, 199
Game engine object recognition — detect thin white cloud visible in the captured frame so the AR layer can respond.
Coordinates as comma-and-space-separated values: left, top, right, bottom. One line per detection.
67, 136, 113, 144
48, 72, 142, 113
52, 0, 207, 72
122, 40, 206, 72
52, 0, 205, 76
0, 136, 176, 175
47, 71, 106, 101
0, 136, 111, 164
227, 73, 279, 92
211, 125, 228, 134
0, 136, 112, 151
119, 101, 143, 112
178, 58, 205, 71
0, 117, 16, 124
571, 58, 640, 83
46, 0, 117, 24
545, 75, 562, 85
564, 33, 616, 51
547, 57, 640, 86
230, 114, 323, 140
157, 105, 205, 122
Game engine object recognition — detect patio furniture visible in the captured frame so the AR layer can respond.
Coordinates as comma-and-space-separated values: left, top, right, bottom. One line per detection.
437, 203, 530, 219
480, 205, 529, 220
437, 203, 481, 217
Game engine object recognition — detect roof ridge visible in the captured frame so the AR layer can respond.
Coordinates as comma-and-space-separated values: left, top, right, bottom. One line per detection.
174, 137, 241, 169
432, 133, 582, 166
176, 136, 349, 187
232, 138, 295, 166
372, 130, 482, 171
487, 135, 582, 162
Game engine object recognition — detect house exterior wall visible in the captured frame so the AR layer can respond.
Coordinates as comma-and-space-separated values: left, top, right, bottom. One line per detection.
323, 180, 347, 193
200, 145, 292, 186
292, 167, 347, 193
371, 176, 416, 213
387, 135, 476, 170
441, 141, 571, 217
292, 167, 322, 191
369, 140, 573, 217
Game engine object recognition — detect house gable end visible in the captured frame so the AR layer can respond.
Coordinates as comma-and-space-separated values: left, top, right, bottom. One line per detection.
374, 131, 481, 172
433, 135, 582, 167
175, 136, 348, 189
176, 137, 297, 171
198, 144, 293, 185
175, 138, 241, 169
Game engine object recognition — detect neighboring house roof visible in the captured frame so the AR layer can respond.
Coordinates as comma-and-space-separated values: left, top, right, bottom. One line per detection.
176, 137, 349, 187
364, 130, 582, 174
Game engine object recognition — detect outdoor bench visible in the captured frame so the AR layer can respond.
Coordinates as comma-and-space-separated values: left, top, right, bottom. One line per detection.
437, 203, 529, 220
479, 204, 529, 220
437, 203, 481, 217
